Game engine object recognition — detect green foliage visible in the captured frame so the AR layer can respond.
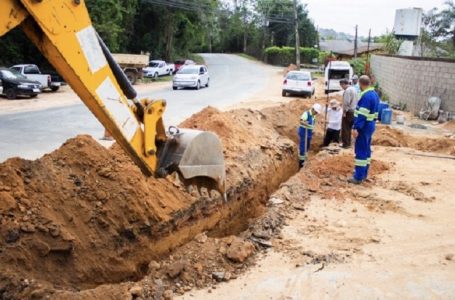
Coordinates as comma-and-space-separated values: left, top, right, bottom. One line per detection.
375, 32, 402, 55
349, 58, 366, 75
420, 3, 455, 57
265, 46, 320, 66
318, 51, 333, 64
86, 0, 138, 52
0, 0, 319, 67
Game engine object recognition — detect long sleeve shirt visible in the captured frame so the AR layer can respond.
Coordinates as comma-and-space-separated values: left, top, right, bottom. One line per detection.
353, 87, 380, 131
343, 86, 359, 113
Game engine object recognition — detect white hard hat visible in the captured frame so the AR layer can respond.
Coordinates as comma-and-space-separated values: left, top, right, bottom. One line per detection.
312, 103, 322, 114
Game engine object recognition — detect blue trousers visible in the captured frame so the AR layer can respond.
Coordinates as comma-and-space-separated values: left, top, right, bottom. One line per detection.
354, 125, 375, 181
298, 127, 312, 167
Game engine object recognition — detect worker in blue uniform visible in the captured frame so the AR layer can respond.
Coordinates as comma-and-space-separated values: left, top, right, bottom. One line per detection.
298, 103, 322, 168
348, 75, 380, 184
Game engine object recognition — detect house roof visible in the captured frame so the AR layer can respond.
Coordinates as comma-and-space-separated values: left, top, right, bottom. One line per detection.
320, 40, 384, 56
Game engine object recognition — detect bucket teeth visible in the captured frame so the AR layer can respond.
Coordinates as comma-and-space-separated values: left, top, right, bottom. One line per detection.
157, 129, 226, 196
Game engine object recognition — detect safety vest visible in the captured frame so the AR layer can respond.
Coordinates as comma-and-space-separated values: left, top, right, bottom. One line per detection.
300, 110, 316, 131
354, 87, 378, 121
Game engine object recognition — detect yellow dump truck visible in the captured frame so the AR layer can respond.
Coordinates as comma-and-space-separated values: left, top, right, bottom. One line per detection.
112, 53, 149, 85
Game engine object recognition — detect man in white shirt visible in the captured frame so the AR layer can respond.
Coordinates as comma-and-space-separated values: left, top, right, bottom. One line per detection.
323, 99, 343, 147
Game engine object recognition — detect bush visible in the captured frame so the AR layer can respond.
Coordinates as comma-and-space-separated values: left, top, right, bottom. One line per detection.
265, 46, 320, 66
349, 58, 366, 75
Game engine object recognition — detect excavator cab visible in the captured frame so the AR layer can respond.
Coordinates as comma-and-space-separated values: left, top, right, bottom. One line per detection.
0, 0, 226, 196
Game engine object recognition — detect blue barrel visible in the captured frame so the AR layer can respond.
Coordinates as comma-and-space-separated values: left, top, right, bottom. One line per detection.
378, 102, 389, 121
381, 108, 392, 125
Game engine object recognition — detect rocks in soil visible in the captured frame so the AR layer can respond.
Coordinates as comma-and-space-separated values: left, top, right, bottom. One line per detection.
226, 237, 255, 263
148, 260, 161, 271
212, 271, 225, 282
166, 261, 186, 279
194, 232, 208, 244
163, 289, 174, 300
129, 285, 143, 297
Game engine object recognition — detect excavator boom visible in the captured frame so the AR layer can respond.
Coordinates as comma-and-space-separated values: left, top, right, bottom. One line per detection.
0, 0, 226, 195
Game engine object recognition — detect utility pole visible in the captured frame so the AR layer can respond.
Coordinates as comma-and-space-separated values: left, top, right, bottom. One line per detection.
367, 28, 371, 53
354, 25, 358, 59
366, 28, 371, 74
293, 0, 300, 69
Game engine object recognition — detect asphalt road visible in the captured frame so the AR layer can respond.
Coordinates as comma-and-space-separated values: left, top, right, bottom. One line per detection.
0, 54, 275, 162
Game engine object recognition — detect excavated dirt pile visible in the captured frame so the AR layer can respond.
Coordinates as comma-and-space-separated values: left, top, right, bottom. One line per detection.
0, 105, 300, 298
374, 125, 455, 155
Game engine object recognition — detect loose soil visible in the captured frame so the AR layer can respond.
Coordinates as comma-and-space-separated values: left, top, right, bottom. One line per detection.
0, 102, 300, 299
374, 125, 455, 155
1, 98, 454, 299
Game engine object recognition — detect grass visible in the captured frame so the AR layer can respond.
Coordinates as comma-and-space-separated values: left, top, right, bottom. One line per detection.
141, 75, 173, 84
311, 71, 324, 78
236, 53, 259, 61
188, 53, 206, 65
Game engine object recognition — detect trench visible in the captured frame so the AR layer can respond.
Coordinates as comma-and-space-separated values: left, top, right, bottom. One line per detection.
117, 143, 299, 287
0, 103, 317, 296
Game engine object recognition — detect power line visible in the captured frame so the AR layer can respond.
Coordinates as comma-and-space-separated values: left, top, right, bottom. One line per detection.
141, 0, 213, 12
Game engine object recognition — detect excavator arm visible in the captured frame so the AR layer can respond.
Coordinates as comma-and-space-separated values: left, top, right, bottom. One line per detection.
0, 0, 225, 195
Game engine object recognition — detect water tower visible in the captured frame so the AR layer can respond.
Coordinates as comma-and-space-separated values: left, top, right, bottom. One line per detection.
393, 8, 423, 56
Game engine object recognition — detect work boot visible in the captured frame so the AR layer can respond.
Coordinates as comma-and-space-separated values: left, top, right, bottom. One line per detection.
347, 177, 362, 185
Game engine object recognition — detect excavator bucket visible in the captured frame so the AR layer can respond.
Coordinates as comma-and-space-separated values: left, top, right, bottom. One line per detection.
157, 129, 226, 196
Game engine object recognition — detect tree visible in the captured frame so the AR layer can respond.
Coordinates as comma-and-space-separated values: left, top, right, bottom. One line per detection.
438, 0, 455, 48
375, 32, 402, 55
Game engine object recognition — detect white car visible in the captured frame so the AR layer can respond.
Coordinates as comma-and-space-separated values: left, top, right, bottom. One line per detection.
173, 65, 209, 90
143, 60, 174, 78
282, 71, 315, 98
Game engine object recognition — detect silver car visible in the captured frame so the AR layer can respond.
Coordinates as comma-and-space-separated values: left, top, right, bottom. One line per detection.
173, 65, 209, 90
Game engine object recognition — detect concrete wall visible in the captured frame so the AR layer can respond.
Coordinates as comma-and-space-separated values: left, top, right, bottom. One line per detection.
371, 55, 455, 114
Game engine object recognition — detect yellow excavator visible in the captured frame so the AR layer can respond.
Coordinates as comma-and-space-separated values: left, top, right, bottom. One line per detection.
0, 0, 226, 195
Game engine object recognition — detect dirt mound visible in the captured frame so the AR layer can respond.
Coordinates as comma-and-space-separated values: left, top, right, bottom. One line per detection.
374, 125, 455, 155
292, 152, 390, 200
0, 105, 299, 298
413, 138, 455, 155
374, 126, 409, 147
0, 135, 192, 290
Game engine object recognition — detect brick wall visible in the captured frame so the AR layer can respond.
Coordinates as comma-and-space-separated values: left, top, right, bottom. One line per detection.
371, 55, 455, 114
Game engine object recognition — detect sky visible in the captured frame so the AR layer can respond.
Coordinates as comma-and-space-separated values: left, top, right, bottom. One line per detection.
302, 0, 448, 36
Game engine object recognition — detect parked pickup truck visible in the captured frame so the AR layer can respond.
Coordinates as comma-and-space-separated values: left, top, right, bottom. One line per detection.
112, 53, 149, 85
143, 60, 175, 79
10, 64, 62, 92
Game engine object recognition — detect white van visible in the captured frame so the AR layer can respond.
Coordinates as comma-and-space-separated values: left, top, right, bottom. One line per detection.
324, 61, 353, 94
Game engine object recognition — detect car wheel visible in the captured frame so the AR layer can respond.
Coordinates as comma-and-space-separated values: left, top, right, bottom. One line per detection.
173, 86, 177, 90
205, 79, 209, 88
153, 72, 159, 80
51, 86, 60, 92
5, 88, 17, 100
282, 90, 287, 97
196, 81, 200, 90
30, 94, 38, 98
168, 70, 173, 76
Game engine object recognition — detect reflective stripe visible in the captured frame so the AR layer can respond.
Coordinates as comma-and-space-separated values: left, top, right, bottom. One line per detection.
300, 124, 314, 130
360, 87, 375, 98
367, 158, 372, 165
354, 108, 376, 121
299, 155, 306, 160
355, 159, 368, 167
